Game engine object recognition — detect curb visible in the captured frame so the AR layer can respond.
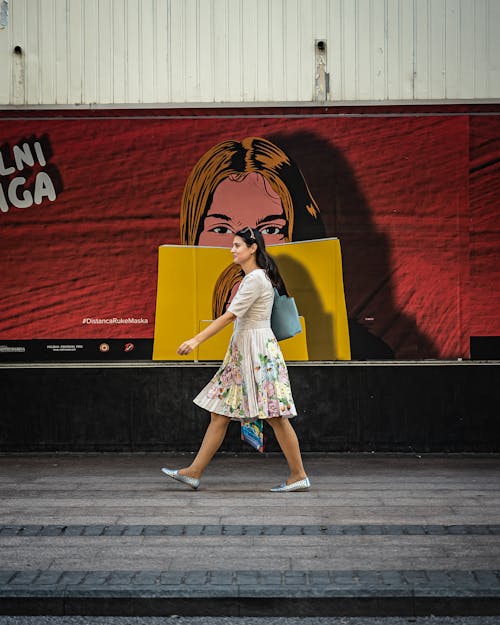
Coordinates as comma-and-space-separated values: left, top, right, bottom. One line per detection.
1, 570, 500, 617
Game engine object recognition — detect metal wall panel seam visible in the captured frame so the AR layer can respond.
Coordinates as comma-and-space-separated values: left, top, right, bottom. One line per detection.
39, 0, 54, 103
240, 0, 246, 101
155, 0, 169, 103
412, 0, 416, 99
245, 0, 255, 102
459, 0, 474, 98
342, 0, 357, 100
196, 0, 201, 101
299, 0, 314, 102
368, 0, 385, 100
166, 0, 172, 103
299, 0, 304, 101
68, 0, 81, 104
211, 0, 225, 102
413, 0, 429, 100
109, 0, 115, 103
0, 0, 12, 103
320, 0, 330, 101
445, 0, 459, 100
402, 0, 414, 99
98, 0, 112, 103
329, 0, 342, 101
138, 0, 144, 102
28, 0, 40, 103
255, 0, 268, 102
125, 0, 129, 102
85, 0, 100, 104
55, 0, 67, 104
281, 0, 287, 101
125, 0, 137, 103
182, 0, 195, 101
8, 0, 21, 104
33, 0, 42, 103
113, 0, 126, 104
485, 0, 491, 96
151, 0, 158, 102
431, 0, 445, 99
142, 0, 158, 102
268, 0, 282, 101
472, 0, 483, 97
210, 0, 216, 102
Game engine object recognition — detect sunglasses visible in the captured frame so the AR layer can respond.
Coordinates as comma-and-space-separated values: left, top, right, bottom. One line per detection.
240, 226, 256, 240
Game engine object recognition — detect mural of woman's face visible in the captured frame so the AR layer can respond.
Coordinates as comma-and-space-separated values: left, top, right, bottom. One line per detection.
198, 172, 287, 246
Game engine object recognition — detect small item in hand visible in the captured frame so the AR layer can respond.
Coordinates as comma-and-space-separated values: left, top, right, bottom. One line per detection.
271, 288, 302, 341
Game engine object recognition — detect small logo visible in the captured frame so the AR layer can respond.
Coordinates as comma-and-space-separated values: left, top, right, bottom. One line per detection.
124, 342, 135, 352
99, 343, 110, 353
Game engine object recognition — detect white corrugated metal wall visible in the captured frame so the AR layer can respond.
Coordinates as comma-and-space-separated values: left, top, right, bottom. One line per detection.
0, 0, 499, 106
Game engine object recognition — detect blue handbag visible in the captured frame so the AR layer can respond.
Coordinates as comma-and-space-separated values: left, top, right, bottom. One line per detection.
271, 288, 302, 341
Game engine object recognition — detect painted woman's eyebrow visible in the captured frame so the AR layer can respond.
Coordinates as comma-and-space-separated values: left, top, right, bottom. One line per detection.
256, 214, 286, 225
205, 213, 230, 220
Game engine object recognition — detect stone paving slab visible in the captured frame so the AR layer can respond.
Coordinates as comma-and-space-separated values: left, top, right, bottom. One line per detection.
2, 533, 499, 571
1, 454, 499, 616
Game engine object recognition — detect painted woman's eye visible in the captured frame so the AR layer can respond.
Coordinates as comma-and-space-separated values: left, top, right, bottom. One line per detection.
209, 225, 233, 234
260, 225, 285, 236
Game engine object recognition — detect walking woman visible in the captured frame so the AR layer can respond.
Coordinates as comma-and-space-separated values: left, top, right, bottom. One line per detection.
161, 227, 310, 493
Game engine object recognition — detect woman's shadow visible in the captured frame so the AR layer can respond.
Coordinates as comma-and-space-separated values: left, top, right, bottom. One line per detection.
272, 253, 336, 360
269, 131, 439, 359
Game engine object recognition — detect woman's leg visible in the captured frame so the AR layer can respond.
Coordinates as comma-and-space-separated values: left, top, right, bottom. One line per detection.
179, 412, 230, 479
267, 417, 307, 483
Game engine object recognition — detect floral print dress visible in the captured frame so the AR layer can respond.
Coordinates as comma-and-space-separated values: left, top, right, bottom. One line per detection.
193, 268, 297, 451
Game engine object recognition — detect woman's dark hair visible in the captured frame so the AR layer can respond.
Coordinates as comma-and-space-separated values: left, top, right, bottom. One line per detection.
235, 227, 288, 296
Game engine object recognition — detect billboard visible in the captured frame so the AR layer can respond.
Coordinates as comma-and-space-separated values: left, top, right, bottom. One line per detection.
1, 110, 499, 360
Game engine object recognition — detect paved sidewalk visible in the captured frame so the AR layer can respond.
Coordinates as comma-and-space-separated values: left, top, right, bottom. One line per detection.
0, 453, 499, 616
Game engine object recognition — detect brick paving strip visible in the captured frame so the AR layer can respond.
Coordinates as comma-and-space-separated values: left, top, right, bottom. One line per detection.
1, 525, 500, 617
1, 523, 500, 537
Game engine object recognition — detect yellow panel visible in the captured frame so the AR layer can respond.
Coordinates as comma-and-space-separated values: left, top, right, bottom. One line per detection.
269, 238, 351, 360
273, 316, 309, 361
152, 245, 229, 360
153, 238, 350, 361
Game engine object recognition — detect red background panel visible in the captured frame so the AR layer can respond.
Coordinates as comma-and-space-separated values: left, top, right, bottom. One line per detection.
0, 109, 499, 358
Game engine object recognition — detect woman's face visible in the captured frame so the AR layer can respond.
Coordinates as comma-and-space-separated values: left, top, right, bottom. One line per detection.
230, 236, 255, 267
198, 172, 287, 246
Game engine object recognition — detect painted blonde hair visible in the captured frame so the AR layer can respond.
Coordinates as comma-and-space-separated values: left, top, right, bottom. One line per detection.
211, 263, 244, 319
180, 136, 324, 244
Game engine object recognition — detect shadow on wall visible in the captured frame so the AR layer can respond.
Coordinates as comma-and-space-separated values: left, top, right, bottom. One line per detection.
270, 130, 439, 359
273, 253, 334, 359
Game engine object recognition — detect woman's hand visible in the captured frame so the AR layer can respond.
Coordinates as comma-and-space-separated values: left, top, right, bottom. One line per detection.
177, 338, 199, 356
176, 312, 235, 356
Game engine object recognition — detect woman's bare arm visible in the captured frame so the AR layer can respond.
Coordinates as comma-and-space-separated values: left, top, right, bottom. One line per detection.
177, 310, 236, 355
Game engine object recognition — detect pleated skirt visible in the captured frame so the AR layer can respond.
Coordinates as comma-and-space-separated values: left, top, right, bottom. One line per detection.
193, 326, 297, 422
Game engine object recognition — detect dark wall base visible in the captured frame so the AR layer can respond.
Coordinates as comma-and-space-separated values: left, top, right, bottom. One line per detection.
0, 363, 498, 453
